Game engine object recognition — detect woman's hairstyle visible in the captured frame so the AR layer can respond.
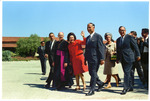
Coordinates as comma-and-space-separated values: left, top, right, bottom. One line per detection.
67, 32, 77, 41
104, 32, 114, 42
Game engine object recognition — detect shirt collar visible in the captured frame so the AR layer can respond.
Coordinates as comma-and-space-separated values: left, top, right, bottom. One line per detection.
145, 36, 148, 39
121, 34, 126, 39
90, 31, 95, 38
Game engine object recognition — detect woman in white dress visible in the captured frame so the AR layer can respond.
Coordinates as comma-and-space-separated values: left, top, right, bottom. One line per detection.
103, 33, 119, 89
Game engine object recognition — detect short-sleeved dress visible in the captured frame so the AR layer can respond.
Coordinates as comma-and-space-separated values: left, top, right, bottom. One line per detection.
103, 42, 118, 75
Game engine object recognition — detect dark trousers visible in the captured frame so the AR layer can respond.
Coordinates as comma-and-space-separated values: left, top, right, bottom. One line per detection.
46, 59, 54, 86
130, 60, 145, 88
121, 59, 133, 90
40, 58, 47, 74
141, 52, 149, 86
88, 62, 103, 91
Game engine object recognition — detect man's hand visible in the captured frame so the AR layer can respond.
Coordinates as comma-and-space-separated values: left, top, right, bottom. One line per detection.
81, 31, 85, 38
141, 37, 144, 42
100, 60, 105, 65
84, 60, 87, 65
45, 54, 48, 58
64, 63, 68, 68
137, 57, 141, 61
52, 62, 54, 67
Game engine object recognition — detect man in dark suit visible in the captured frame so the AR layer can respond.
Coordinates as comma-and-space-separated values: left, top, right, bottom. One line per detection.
85, 23, 105, 96
138, 28, 149, 89
129, 31, 145, 89
44, 32, 57, 88
116, 26, 141, 95
37, 41, 47, 75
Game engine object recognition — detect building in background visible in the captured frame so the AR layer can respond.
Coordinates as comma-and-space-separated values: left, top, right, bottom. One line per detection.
2, 37, 59, 52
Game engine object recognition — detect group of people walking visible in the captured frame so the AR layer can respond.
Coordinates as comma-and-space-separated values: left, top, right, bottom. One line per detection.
37, 23, 149, 96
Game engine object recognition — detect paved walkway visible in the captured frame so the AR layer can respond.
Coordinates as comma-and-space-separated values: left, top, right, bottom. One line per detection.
2, 60, 148, 99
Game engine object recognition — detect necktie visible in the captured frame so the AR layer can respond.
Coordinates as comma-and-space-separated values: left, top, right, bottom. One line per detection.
87, 36, 91, 44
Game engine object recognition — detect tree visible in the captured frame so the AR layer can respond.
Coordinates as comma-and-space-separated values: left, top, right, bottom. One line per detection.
16, 34, 41, 57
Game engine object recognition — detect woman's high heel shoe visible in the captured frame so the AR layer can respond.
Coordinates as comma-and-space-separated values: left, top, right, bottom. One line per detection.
104, 85, 111, 89
83, 85, 86, 91
116, 83, 119, 87
75, 86, 80, 91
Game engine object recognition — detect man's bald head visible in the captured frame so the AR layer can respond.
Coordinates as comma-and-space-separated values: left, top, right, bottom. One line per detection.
58, 32, 64, 40
58, 32, 64, 36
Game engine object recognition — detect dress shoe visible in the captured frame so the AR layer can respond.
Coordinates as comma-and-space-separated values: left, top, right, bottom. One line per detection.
45, 84, 50, 89
86, 91, 94, 96
97, 83, 104, 92
128, 88, 133, 92
118, 78, 121, 82
42, 72, 46, 75
104, 85, 111, 89
121, 89, 127, 95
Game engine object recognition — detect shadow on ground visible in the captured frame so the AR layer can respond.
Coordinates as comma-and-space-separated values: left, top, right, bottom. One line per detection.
23, 75, 148, 95
24, 73, 42, 75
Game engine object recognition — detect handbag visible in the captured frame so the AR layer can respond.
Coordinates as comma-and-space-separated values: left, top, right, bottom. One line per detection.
111, 53, 117, 61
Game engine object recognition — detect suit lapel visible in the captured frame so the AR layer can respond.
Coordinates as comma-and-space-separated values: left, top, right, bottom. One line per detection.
86, 35, 91, 45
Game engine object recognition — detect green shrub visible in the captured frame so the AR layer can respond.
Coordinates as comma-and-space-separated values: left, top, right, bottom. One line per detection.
16, 34, 41, 57
2, 50, 12, 61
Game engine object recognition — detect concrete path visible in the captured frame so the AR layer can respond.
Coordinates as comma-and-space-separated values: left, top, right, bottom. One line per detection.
2, 60, 148, 99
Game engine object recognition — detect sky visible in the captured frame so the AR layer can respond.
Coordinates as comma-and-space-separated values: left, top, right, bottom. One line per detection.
2, 1, 149, 40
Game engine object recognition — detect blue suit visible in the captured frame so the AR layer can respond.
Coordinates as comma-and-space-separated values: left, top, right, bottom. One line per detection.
116, 34, 140, 90
85, 32, 105, 91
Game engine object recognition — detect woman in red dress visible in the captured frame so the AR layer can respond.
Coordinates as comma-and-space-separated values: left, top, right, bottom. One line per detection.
67, 31, 88, 91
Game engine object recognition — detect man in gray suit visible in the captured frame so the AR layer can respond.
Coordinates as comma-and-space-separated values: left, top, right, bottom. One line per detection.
85, 23, 105, 96
37, 41, 47, 75
116, 26, 141, 95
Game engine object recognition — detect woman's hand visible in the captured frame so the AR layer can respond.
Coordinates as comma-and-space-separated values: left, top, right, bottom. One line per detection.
81, 31, 85, 38
100, 60, 105, 65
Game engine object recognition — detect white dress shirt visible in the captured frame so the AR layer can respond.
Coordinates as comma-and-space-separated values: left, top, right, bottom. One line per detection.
90, 31, 95, 39
51, 40, 55, 50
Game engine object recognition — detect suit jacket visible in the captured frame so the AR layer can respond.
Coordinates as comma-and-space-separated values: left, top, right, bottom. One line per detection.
45, 40, 57, 62
37, 46, 46, 60
116, 34, 140, 63
85, 32, 105, 63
